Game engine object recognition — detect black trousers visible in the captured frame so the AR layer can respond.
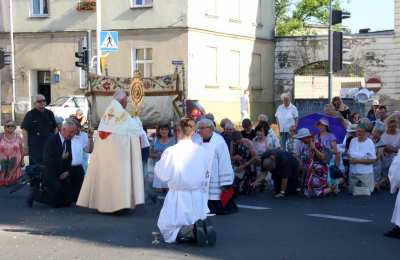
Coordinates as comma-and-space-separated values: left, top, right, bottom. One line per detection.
272, 175, 298, 194
208, 199, 238, 215
32, 178, 73, 208
32, 165, 84, 207
70, 165, 85, 202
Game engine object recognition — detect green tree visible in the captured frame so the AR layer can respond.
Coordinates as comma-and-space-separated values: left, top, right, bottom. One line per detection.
276, 0, 346, 36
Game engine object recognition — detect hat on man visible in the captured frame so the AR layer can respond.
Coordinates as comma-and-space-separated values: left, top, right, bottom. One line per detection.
294, 128, 312, 139
373, 99, 380, 106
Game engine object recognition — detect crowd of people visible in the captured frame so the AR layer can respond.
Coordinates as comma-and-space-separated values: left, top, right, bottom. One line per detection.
1, 91, 400, 244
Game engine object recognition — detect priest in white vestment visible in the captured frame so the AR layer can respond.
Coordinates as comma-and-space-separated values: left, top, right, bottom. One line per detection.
195, 118, 237, 215
385, 152, 400, 239
77, 90, 145, 213
156, 117, 216, 246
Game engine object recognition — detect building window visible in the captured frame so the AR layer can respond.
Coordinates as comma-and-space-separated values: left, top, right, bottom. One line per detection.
131, 0, 153, 8
250, 53, 262, 90
31, 0, 49, 17
132, 48, 153, 78
230, 0, 240, 21
204, 46, 218, 87
205, 0, 218, 17
37, 71, 51, 103
229, 50, 240, 88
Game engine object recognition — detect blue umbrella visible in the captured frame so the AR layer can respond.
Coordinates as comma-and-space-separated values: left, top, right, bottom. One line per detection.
297, 113, 346, 143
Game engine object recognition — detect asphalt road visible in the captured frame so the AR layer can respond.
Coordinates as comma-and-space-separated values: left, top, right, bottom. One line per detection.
0, 187, 398, 260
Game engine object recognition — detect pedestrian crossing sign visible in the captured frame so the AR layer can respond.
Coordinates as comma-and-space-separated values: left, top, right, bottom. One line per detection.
100, 31, 119, 53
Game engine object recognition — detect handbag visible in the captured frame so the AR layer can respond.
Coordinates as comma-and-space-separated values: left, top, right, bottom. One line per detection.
329, 164, 343, 179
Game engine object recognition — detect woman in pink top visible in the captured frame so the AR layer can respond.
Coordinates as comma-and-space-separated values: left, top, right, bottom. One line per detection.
0, 121, 24, 186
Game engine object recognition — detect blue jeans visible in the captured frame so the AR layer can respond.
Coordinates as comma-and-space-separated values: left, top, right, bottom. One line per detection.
280, 132, 290, 149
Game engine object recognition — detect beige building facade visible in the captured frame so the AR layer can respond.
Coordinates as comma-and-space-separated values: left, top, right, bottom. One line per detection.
0, 0, 275, 124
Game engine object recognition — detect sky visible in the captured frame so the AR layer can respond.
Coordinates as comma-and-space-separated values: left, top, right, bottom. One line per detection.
342, 0, 394, 32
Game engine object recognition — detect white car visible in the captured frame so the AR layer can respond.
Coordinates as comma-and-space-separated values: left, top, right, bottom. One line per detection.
46, 95, 89, 120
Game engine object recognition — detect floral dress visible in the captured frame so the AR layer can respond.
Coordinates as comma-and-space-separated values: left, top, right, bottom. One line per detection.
0, 134, 23, 186
298, 141, 328, 198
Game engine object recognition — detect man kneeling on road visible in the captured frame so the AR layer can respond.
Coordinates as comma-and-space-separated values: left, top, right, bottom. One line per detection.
27, 121, 77, 208
156, 117, 216, 246
252, 149, 300, 198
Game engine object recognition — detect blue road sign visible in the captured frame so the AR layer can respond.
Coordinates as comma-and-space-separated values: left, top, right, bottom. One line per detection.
100, 31, 119, 53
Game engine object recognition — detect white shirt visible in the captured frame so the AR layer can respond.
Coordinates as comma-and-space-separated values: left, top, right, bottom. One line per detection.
71, 132, 89, 166
275, 103, 298, 133
348, 137, 376, 174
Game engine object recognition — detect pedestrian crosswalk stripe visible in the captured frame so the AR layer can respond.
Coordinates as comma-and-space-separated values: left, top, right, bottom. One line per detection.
306, 214, 373, 223
237, 204, 271, 210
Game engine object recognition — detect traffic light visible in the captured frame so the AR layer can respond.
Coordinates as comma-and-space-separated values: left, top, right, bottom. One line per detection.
0, 49, 4, 69
75, 47, 89, 70
331, 10, 350, 72
332, 10, 351, 25
333, 32, 343, 72
0, 49, 11, 70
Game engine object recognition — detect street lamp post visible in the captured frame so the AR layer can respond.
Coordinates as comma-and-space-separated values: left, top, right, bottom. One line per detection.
96, 0, 102, 75
9, 0, 16, 120
328, 0, 333, 101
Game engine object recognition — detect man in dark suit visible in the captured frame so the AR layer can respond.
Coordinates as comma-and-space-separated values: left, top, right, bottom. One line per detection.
21, 94, 57, 165
28, 120, 77, 208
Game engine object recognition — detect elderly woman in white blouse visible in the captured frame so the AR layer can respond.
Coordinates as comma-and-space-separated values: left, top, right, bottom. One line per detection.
275, 93, 298, 149
348, 122, 377, 195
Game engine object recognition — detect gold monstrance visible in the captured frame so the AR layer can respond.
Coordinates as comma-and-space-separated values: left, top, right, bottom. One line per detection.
129, 70, 145, 116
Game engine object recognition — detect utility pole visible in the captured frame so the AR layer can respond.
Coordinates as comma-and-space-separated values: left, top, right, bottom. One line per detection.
328, 0, 333, 102
96, 0, 102, 75
9, 0, 16, 121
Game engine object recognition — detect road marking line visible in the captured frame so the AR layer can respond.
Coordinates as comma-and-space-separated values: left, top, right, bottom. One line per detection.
237, 204, 271, 210
306, 214, 373, 223
156, 196, 271, 211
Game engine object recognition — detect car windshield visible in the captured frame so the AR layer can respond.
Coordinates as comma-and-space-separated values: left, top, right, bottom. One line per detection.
74, 97, 86, 107
50, 97, 70, 106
